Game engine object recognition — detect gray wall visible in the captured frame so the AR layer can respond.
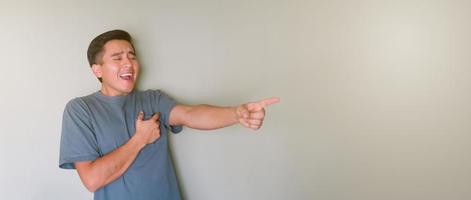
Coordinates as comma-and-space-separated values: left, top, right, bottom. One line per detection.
1, 0, 471, 199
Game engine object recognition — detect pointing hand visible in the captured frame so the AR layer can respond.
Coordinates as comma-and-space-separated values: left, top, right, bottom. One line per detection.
236, 97, 280, 130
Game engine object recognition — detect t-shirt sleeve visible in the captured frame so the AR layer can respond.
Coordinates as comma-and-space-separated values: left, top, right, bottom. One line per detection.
152, 90, 183, 133
59, 98, 100, 169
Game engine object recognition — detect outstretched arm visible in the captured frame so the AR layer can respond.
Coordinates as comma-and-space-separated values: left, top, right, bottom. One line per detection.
169, 97, 279, 130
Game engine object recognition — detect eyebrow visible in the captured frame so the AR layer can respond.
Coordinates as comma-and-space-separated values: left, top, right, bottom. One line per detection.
111, 51, 136, 57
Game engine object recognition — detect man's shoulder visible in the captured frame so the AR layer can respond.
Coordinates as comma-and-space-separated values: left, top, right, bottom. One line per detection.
64, 93, 97, 112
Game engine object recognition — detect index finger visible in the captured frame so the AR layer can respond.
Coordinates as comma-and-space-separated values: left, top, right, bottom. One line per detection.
258, 97, 280, 108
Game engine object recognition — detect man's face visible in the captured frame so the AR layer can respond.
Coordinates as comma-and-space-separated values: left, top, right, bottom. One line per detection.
92, 39, 139, 96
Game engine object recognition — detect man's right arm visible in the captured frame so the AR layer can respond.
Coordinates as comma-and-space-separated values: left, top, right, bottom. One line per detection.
74, 112, 160, 192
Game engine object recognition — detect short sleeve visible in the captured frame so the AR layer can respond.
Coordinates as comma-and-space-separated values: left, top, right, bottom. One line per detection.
59, 98, 100, 169
151, 90, 183, 133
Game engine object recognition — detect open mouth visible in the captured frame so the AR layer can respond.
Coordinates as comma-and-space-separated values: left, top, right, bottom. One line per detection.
119, 73, 133, 81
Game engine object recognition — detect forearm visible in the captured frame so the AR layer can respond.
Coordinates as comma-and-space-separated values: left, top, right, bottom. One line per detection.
75, 134, 146, 192
173, 104, 239, 130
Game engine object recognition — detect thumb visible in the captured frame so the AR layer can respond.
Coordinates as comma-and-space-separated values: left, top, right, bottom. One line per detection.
137, 111, 144, 121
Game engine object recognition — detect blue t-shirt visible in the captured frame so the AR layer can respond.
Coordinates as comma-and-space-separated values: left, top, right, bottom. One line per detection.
59, 90, 182, 200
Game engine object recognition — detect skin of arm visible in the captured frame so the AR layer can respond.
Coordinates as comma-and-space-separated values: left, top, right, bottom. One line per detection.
169, 104, 239, 130
74, 112, 160, 192
169, 97, 280, 130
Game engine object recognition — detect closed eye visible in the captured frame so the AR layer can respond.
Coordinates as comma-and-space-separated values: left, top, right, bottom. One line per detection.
128, 51, 137, 60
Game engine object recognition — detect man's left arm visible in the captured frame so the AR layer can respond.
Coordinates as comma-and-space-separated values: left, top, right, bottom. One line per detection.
169, 97, 280, 130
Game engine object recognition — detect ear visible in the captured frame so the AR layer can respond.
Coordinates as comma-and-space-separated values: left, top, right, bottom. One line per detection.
91, 64, 102, 79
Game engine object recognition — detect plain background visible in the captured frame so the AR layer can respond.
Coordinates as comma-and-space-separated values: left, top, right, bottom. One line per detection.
1, 0, 471, 199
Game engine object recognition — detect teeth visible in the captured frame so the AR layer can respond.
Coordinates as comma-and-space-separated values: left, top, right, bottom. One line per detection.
120, 73, 132, 77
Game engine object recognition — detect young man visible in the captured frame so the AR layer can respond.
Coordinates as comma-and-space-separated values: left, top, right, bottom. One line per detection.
59, 30, 279, 200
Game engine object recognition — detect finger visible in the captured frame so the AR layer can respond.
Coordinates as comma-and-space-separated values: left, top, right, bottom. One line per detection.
249, 110, 265, 119
237, 106, 250, 119
246, 103, 263, 112
137, 111, 144, 121
258, 97, 280, 108
239, 118, 250, 128
249, 124, 260, 130
151, 112, 160, 121
249, 119, 262, 126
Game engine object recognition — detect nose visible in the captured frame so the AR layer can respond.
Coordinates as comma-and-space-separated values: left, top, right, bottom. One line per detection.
121, 56, 132, 68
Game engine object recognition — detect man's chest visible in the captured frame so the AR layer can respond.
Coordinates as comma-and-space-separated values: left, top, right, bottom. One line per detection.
87, 100, 164, 155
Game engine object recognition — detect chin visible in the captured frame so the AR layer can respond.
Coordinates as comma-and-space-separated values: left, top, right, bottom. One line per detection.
123, 87, 135, 93
122, 83, 135, 91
